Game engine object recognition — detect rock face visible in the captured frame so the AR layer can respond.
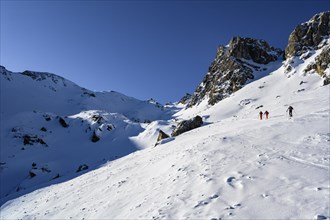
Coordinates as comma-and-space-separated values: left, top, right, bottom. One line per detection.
228, 37, 281, 64
188, 37, 282, 107
304, 45, 330, 85
285, 11, 330, 59
171, 116, 203, 137
285, 11, 330, 85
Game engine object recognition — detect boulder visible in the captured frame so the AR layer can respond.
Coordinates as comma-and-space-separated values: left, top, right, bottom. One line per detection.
172, 116, 203, 137
157, 130, 170, 142
59, 117, 69, 128
91, 131, 100, 143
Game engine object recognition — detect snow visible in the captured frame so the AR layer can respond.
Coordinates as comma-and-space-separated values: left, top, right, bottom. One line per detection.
0, 67, 178, 205
0, 42, 329, 219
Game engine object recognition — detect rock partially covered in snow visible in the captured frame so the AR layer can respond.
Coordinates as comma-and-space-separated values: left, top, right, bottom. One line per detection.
188, 37, 282, 107
156, 129, 170, 142
178, 93, 192, 105
304, 45, 330, 85
285, 11, 330, 59
155, 129, 170, 144
172, 116, 203, 137
228, 37, 282, 64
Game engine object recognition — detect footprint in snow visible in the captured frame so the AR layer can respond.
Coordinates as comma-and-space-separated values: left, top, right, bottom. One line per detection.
194, 194, 219, 208
226, 177, 243, 189
261, 193, 269, 198
194, 200, 209, 208
225, 203, 241, 210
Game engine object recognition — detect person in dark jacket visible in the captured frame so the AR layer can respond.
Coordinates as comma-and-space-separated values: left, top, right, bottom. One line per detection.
287, 106, 294, 117
259, 111, 263, 120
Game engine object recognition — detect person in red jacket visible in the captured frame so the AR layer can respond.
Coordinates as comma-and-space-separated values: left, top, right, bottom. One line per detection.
259, 111, 263, 120
264, 111, 269, 119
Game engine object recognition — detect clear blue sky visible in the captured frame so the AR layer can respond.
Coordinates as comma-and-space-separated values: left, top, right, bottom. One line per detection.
1, 0, 329, 104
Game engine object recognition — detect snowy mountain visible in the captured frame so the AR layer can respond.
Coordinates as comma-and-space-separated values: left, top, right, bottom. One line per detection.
0, 66, 178, 205
0, 66, 171, 121
1, 12, 329, 219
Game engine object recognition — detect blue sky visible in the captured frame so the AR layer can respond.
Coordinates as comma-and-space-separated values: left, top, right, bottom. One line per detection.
1, 0, 329, 104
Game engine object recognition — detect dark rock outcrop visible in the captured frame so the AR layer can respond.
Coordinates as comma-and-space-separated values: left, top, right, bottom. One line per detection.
304, 45, 330, 85
172, 116, 203, 137
228, 37, 281, 64
21, 70, 67, 86
188, 37, 282, 107
82, 88, 96, 97
91, 115, 105, 124
76, 164, 89, 173
285, 11, 330, 59
29, 171, 36, 178
23, 135, 47, 146
1, 66, 13, 81
156, 130, 170, 142
91, 131, 100, 143
59, 117, 69, 128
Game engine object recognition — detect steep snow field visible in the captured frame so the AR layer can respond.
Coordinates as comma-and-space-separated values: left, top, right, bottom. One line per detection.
1, 45, 329, 219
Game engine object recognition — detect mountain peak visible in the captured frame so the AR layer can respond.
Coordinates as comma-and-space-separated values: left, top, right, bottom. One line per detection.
228, 36, 282, 64
188, 37, 282, 107
285, 11, 330, 59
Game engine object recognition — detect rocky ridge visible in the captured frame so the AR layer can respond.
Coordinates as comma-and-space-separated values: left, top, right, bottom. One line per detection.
187, 11, 330, 107
285, 11, 330, 85
285, 11, 330, 58
188, 37, 283, 107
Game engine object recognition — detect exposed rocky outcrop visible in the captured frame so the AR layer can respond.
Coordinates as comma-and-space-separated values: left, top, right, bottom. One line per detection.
147, 98, 163, 109
178, 93, 192, 105
21, 70, 68, 87
285, 11, 330, 85
172, 116, 203, 137
156, 130, 170, 142
304, 45, 330, 85
76, 164, 89, 173
188, 37, 282, 106
91, 115, 105, 124
1, 66, 13, 81
23, 135, 47, 146
59, 117, 69, 128
91, 131, 100, 143
285, 11, 330, 59
228, 37, 281, 64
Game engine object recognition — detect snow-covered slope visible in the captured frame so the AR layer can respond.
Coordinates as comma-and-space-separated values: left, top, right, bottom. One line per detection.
0, 66, 179, 205
1, 39, 329, 219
